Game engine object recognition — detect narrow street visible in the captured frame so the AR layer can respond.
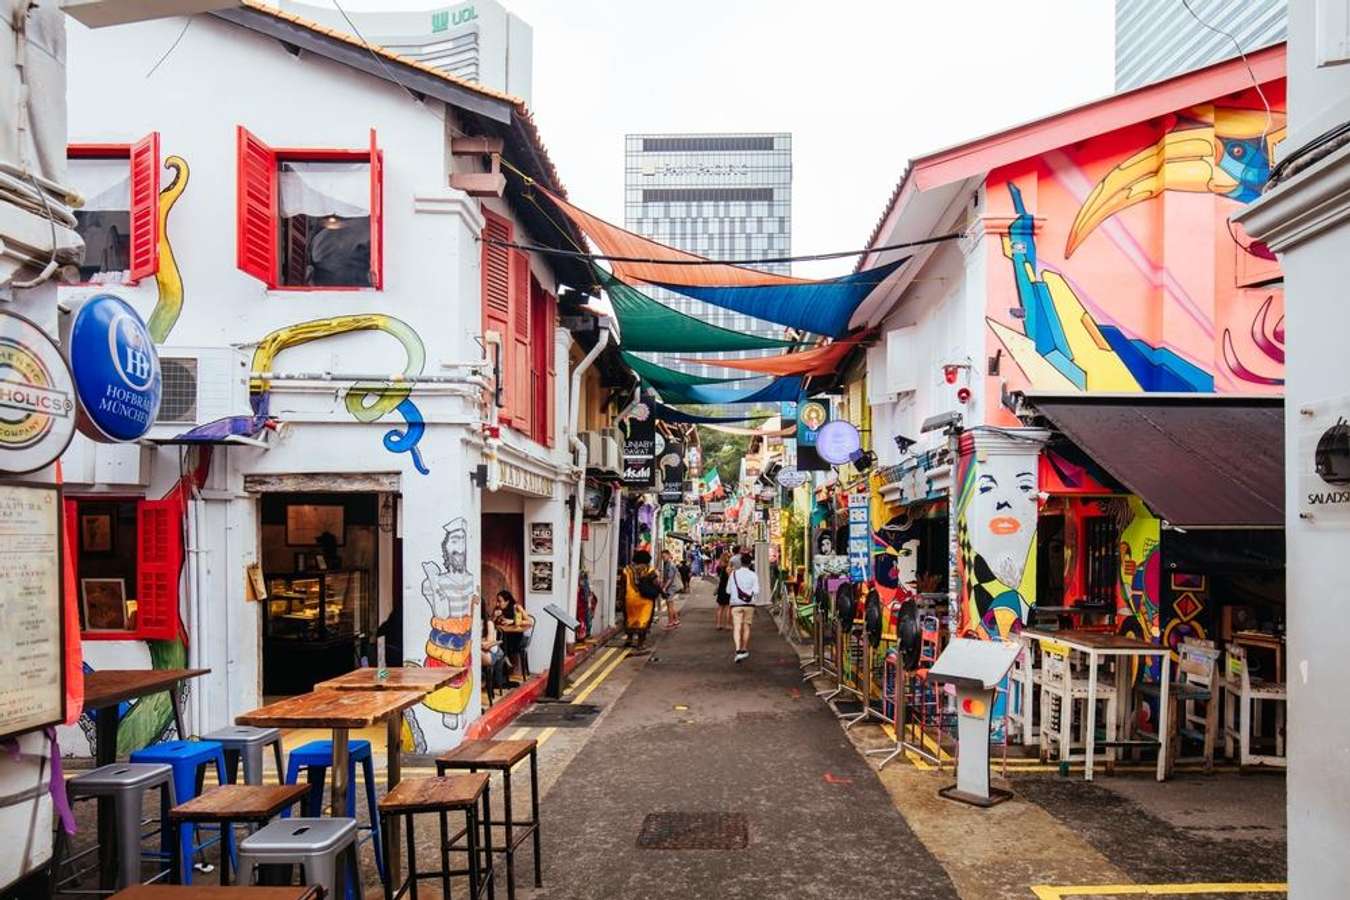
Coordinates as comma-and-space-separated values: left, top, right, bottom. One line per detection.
526, 577, 958, 899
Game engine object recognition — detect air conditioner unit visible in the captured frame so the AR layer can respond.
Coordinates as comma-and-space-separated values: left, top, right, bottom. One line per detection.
581, 431, 622, 474
147, 347, 247, 439
600, 435, 620, 472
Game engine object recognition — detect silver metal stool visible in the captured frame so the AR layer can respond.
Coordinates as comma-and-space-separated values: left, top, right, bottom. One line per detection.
203, 725, 286, 785
237, 816, 360, 896
65, 763, 176, 890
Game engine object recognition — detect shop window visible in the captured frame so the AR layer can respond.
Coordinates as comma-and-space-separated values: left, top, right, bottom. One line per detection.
68, 495, 182, 641
66, 135, 160, 284
1084, 516, 1120, 608
1037, 514, 1066, 605
236, 126, 383, 289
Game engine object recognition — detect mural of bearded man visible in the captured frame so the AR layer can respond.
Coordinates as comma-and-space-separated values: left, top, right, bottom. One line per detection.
420, 517, 477, 730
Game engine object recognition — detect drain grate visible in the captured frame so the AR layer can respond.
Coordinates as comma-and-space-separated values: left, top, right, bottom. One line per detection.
514, 703, 601, 728
636, 812, 749, 850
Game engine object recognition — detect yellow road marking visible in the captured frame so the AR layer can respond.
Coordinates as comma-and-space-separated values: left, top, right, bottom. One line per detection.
570, 649, 631, 705
563, 648, 618, 696
879, 723, 934, 770
535, 726, 558, 749
1032, 883, 1287, 899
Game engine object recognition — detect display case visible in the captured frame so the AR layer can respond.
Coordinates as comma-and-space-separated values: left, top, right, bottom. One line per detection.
263, 567, 372, 694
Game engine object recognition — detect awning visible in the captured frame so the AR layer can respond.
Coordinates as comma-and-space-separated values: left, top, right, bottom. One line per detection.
1019, 393, 1283, 528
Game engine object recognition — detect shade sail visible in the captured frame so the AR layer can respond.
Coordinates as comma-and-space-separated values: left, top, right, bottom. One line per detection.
648, 258, 908, 338
621, 351, 742, 386
678, 330, 874, 376
703, 422, 797, 437
650, 400, 768, 424
1022, 394, 1283, 527
677, 376, 804, 405
598, 267, 795, 352
541, 187, 803, 287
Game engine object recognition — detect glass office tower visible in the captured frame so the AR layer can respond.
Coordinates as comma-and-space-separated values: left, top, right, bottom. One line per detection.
623, 133, 792, 377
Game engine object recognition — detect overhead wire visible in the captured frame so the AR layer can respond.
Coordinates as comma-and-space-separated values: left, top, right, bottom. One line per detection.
1179, 0, 1273, 147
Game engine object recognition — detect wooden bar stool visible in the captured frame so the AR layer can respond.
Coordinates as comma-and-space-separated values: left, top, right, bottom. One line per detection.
435, 739, 540, 900
168, 784, 309, 884
378, 774, 494, 900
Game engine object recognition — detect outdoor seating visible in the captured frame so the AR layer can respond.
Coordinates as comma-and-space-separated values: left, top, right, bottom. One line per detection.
1140, 639, 1220, 771
167, 783, 309, 885
202, 725, 286, 785
64, 762, 177, 890
436, 738, 542, 900
1009, 633, 1040, 746
1038, 642, 1118, 765
283, 738, 386, 879
129, 739, 234, 884
236, 816, 362, 898
1222, 644, 1288, 768
377, 773, 494, 900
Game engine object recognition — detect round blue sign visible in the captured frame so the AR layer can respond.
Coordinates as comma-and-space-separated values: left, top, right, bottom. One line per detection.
816, 420, 861, 465
68, 294, 162, 442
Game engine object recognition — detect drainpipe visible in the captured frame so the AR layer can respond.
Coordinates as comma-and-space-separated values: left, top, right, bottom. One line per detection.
566, 327, 610, 632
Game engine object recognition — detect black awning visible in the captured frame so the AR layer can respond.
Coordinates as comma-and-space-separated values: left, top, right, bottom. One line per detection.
1019, 394, 1284, 528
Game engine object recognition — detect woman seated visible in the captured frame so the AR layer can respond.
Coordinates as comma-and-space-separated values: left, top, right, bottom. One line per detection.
494, 590, 531, 679
481, 604, 507, 691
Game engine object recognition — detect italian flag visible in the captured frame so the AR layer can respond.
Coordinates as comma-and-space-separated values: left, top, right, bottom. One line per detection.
701, 469, 724, 499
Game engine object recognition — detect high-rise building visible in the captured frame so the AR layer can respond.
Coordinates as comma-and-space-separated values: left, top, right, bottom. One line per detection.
623, 133, 792, 377
1115, 0, 1285, 90
280, 0, 532, 103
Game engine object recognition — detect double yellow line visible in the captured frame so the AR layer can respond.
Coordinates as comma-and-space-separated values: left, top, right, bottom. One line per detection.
506, 645, 631, 757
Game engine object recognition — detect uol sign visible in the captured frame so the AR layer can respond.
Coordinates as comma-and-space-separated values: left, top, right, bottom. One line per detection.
432, 4, 477, 32
67, 294, 162, 443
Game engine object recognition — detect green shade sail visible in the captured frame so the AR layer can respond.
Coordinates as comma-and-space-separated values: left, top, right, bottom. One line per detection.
597, 266, 796, 353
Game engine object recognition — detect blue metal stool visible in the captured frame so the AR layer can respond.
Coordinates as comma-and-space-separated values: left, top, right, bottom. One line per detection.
130, 739, 235, 883
284, 739, 385, 881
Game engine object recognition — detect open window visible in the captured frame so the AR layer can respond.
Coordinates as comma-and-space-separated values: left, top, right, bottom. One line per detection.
68, 494, 182, 641
66, 133, 160, 284
236, 126, 383, 289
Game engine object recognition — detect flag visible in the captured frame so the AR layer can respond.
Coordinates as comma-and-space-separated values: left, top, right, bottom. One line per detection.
701, 469, 724, 499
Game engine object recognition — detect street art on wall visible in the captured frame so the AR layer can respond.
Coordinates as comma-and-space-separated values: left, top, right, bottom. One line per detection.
247, 314, 430, 474
1114, 497, 1161, 644
955, 437, 1040, 640
415, 517, 477, 731
986, 95, 1288, 398
147, 155, 188, 344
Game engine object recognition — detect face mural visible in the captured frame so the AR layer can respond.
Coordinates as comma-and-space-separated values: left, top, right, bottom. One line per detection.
985, 93, 1288, 398
956, 440, 1041, 640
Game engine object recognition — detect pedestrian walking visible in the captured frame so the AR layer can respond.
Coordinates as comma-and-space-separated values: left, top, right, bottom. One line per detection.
729, 554, 761, 662
714, 550, 732, 630
622, 549, 660, 649
678, 551, 692, 594
659, 548, 682, 629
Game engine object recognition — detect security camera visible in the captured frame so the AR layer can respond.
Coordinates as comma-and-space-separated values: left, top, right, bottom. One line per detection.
894, 434, 916, 454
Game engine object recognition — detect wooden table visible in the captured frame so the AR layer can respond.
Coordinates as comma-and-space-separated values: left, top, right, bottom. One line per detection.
168, 784, 309, 884
110, 886, 320, 899
82, 668, 210, 888
235, 688, 426, 886
1022, 629, 1172, 782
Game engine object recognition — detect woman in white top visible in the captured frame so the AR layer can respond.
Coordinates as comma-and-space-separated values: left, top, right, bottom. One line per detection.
728, 554, 761, 663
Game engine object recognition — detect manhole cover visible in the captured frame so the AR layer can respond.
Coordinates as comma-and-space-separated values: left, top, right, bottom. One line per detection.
636, 812, 748, 850
514, 704, 601, 728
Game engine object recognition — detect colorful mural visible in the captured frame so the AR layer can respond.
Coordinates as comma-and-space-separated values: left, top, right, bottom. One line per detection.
1114, 497, 1161, 643
147, 155, 188, 344
986, 95, 1287, 398
954, 435, 1041, 640
411, 517, 477, 737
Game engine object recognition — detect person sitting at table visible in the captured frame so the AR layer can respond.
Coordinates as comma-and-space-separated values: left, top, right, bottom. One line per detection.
481, 605, 507, 690
494, 590, 529, 681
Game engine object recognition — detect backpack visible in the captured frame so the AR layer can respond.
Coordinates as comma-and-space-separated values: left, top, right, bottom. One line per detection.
635, 568, 662, 601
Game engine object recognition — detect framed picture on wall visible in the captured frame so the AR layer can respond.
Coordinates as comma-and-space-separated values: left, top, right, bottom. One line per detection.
80, 513, 113, 553
530, 522, 554, 555
286, 504, 345, 546
82, 578, 128, 631
530, 560, 553, 593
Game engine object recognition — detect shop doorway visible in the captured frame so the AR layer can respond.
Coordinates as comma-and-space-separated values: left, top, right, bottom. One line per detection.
259, 491, 400, 696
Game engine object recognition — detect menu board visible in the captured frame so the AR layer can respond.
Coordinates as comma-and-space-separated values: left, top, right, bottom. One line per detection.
0, 482, 65, 737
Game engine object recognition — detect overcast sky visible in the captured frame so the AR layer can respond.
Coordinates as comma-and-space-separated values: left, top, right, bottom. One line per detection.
336, 0, 1117, 278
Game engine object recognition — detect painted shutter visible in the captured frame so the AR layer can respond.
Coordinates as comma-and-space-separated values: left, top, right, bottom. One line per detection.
236, 125, 278, 287
135, 495, 182, 641
127, 132, 160, 283
481, 207, 513, 410
63, 498, 79, 586
510, 249, 532, 434
545, 291, 557, 448
369, 128, 383, 290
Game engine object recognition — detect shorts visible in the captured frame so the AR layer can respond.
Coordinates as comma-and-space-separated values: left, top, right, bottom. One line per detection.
715, 593, 730, 606
730, 605, 755, 627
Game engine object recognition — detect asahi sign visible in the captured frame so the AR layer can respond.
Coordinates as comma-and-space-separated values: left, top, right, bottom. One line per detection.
619, 402, 655, 487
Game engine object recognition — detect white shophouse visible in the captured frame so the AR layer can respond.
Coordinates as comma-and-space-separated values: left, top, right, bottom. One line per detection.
54, 1, 627, 757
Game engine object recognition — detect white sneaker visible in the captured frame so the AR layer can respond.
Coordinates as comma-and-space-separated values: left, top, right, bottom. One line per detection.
734, 650, 749, 662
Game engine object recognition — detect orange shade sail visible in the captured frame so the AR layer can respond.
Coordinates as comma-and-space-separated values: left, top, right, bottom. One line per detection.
679, 331, 874, 377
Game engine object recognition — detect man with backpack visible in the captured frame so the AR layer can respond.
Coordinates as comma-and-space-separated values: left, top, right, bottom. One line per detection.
728, 553, 761, 662
622, 550, 660, 649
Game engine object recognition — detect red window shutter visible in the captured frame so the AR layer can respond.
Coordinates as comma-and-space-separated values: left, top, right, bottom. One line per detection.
236, 125, 278, 287
135, 495, 183, 641
509, 249, 532, 434
369, 128, 383, 289
545, 292, 557, 447
481, 208, 513, 410
63, 499, 79, 581
128, 132, 160, 283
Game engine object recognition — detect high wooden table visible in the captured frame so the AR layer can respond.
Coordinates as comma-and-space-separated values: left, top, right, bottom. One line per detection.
1022, 629, 1172, 782
235, 687, 427, 887
82, 668, 210, 888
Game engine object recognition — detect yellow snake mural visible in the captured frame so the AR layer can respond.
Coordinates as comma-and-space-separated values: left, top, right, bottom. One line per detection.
148, 155, 188, 344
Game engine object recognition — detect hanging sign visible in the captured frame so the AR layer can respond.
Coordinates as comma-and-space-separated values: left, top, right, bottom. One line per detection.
619, 402, 656, 487
847, 491, 872, 582
0, 312, 77, 474
776, 466, 808, 489
67, 294, 162, 443
797, 400, 828, 446
817, 420, 861, 466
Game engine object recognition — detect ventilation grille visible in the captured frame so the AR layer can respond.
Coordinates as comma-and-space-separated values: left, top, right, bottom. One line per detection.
157, 357, 198, 423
